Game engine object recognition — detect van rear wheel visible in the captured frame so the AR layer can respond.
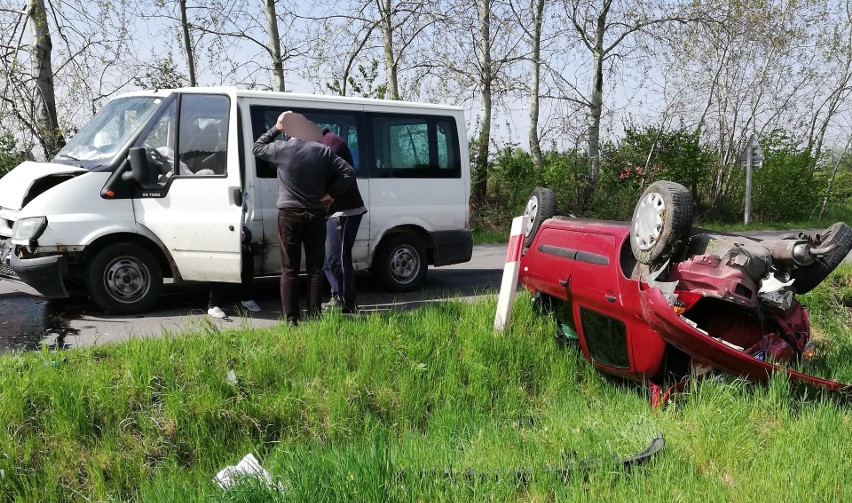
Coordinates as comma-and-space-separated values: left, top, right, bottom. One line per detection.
374, 234, 427, 292
86, 242, 163, 314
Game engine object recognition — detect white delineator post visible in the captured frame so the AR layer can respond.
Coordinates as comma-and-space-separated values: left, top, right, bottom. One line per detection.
494, 215, 528, 332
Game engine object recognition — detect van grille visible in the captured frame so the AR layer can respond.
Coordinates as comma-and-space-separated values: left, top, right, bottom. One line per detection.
0, 238, 18, 280
0, 261, 18, 280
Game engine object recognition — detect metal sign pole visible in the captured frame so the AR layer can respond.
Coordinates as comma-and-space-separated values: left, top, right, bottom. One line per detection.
744, 149, 752, 226
739, 133, 763, 226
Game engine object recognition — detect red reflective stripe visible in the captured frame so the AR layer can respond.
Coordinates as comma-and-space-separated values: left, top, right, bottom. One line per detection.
505, 234, 523, 263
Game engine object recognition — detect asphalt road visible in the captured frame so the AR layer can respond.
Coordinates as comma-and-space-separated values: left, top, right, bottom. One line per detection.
2, 227, 848, 353
0, 244, 508, 351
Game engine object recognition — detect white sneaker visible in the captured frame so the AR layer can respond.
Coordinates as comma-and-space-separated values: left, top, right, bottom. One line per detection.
240, 300, 261, 313
208, 306, 227, 319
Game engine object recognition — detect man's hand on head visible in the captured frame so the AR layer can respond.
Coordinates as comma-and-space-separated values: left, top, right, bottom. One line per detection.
275, 111, 291, 132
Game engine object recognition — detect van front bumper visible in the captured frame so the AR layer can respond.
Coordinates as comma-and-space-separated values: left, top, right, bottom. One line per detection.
9, 251, 69, 298
431, 230, 473, 266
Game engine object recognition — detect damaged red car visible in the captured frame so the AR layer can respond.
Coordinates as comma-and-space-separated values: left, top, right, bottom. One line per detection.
519, 181, 852, 395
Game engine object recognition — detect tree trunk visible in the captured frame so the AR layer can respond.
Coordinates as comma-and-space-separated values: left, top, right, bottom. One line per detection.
582, 15, 605, 212
471, 0, 492, 206
179, 0, 196, 86
528, 0, 544, 170
379, 0, 399, 100
265, 0, 285, 91
27, 0, 64, 158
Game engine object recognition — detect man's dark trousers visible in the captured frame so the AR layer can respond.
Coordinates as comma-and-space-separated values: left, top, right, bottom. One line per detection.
278, 208, 326, 321
323, 214, 362, 311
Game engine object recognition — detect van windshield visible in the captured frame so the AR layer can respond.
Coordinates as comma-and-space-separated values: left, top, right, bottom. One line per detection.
54, 96, 163, 168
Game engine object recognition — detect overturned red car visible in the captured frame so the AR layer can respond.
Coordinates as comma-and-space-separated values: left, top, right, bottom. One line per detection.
519, 181, 852, 395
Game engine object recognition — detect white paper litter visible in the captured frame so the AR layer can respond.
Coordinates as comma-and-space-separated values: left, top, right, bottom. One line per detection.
215, 453, 280, 490
225, 369, 238, 385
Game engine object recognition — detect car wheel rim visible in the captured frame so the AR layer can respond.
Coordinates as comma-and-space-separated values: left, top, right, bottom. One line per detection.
524, 196, 539, 236
104, 256, 151, 303
633, 191, 665, 251
389, 245, 419, 284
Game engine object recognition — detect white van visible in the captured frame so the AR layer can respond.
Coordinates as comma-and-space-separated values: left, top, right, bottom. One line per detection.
0, 87, 472, 313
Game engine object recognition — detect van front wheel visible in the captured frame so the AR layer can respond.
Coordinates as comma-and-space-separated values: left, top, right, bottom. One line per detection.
86, 243, 163, 314
374, 235, 427, 292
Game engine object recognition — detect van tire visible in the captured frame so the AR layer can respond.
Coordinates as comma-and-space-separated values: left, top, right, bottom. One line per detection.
523, 187, 557, 247
630, 181, 693, 265
86, 242, 163, 314
374, 234, 427, 292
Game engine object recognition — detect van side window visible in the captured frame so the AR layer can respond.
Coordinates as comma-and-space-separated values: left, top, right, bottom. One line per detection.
370, 114, 460, 178
249, 106, 364, 178
177, 94, 230, 176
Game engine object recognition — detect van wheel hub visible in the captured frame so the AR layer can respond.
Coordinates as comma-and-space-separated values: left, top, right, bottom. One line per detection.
105, 257, 150, 301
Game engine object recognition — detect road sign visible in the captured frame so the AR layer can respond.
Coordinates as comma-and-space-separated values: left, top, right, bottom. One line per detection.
740, 133, 763, 225
740, 134, 764, 169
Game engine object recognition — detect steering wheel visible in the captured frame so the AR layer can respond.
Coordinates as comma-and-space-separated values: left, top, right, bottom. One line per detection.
148, 148, 172, 174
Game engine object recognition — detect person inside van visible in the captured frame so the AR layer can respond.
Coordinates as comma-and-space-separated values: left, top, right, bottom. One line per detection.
252, 111, 355, 326
319, 127, 366, 314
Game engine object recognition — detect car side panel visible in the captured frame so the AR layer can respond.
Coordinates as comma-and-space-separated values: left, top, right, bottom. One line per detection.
522, 221, 663, 379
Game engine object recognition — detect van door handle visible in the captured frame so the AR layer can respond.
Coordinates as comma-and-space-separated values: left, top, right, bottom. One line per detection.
559, 277, 571, 289
229, 186, 242, 206
605, 293, 616, 303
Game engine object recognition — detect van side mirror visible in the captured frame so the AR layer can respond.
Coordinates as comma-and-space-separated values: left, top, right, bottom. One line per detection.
124, 147, 158, 188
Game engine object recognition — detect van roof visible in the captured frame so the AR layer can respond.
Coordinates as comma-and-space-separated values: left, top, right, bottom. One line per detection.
115, 87, 464, 112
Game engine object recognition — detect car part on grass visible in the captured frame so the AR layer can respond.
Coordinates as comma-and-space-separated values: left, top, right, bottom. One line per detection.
523, 187, 556, 247
630, 181, 693, 266
790, 222, 852, 294
394, 433, 665, 484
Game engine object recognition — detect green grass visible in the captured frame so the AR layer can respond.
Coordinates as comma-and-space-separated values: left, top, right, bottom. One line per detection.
696, 203, 852, 233
3, 277, 852, 501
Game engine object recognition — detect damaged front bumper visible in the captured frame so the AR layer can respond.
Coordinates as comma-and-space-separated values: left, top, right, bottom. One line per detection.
1, 238, 68, 298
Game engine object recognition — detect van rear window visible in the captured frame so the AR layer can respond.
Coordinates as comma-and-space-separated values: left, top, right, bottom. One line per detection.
370, 114, 461, 179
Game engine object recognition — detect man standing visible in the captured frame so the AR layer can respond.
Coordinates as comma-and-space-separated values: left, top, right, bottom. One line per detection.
320, 128, 366, 313
252, 112, 355, 326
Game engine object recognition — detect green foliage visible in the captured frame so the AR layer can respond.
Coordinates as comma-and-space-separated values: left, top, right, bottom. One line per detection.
745, 130, 819, 222
326, 59, 387, 99
475, 124, 835, 230
0, 134, 33, 179
592, 123, 713, 220
472, 146, 585, 236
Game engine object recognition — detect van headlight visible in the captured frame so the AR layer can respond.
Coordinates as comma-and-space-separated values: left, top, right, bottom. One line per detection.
13, 216, 48, 241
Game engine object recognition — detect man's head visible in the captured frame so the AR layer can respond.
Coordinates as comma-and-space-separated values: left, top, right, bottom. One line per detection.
276, 111, 323, 142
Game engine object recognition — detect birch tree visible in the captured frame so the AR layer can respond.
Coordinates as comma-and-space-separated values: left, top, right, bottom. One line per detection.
303, 0, 440, 100
560, 0, 699, 210
658, 0, 836, 211
2, 0, 135, 158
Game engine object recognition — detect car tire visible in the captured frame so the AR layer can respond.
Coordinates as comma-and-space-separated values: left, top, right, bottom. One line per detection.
523, 187, 557, 247
374, 234, 427, 292
791, 222, 852, 294
86, 242, 163, 314
630, 181, 693, 265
